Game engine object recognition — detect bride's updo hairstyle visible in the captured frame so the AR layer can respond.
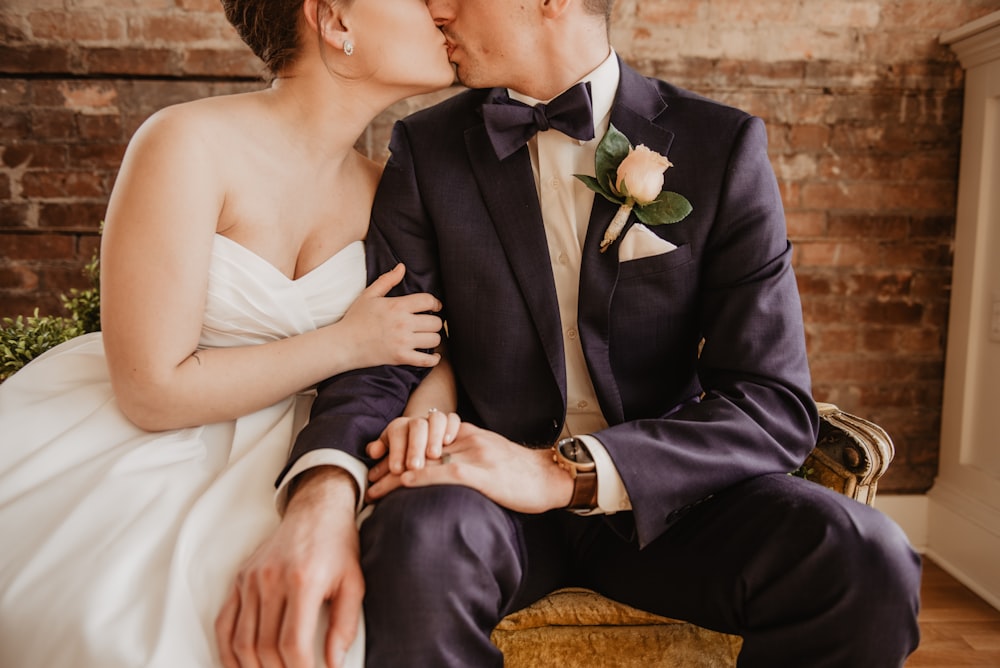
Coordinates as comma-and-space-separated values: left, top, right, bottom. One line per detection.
220, 0, 351, 78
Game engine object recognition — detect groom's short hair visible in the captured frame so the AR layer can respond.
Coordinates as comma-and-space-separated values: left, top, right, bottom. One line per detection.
582, 0, 613, 22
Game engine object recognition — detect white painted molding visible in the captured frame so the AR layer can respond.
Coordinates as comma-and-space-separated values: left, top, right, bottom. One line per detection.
922, 11, 1000, 614
940, 10, 1000, 69
926, 488, 1000, 611
878, 493, 1000, 611
874, 494, 928, 551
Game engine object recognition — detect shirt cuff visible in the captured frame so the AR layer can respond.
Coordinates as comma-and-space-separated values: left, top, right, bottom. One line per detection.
274, 449, 369, 516
576, 434, 632, 514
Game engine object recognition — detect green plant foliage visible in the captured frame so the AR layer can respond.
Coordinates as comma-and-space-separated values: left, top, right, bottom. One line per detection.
0, 232, 101, 383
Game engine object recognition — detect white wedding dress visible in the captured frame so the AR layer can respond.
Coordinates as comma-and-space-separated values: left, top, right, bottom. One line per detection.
0, 234, 366, 667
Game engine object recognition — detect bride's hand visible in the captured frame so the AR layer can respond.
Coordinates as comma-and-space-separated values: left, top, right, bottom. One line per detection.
366, 408, 461, 484
336, 263, 443, 369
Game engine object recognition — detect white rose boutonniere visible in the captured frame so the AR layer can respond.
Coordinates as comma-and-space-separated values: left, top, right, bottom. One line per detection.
575, 124, 692, 253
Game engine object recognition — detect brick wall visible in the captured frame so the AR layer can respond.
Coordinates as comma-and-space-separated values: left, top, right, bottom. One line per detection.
2, 0, 998, 492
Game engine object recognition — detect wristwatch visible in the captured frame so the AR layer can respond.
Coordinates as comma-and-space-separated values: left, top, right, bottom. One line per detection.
552, 436, 598, 510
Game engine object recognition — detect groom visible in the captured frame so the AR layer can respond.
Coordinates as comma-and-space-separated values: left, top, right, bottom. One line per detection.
222, 0, 922, 666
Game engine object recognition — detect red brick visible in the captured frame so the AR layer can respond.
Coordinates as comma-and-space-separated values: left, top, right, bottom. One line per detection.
786, 210, 827, 238
857, 300, 924, 326
788, 124, 831, 151
177, 0, 222, 10
76, 115, 125, 141
0, 80, 29, 106
39, 265, 91, 292
0, 203, 32, 229
28, 10, 123, 43
181, 48, 264, 78
38, 203, 108, 230
862, 327, 898, 352
910, 272, 950, 300
0, 111, 32, 141
2, 143, 68, 169
0, 45, 73, 74
897, 327, 942, 354
881, 242, 952, 269
68, 143, 127, 170
909, 215, 954, 239
21, 170, 106, 198
0, 232, 76, 259
806, 326, 861, 354
29, 109, 78, 140
131, 13, 229, 43
827, 214, 909, 240
80, 47, 179, 76
0, 265, 39, 290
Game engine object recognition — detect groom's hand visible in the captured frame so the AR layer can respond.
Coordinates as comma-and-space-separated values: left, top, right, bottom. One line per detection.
366, 423, 574, 513
216, 467, 363, 668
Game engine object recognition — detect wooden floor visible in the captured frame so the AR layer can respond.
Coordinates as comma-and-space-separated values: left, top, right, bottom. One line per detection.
906, 557, 1000, 667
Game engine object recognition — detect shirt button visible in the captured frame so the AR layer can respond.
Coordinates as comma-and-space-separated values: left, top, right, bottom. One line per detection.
577, 400, 589, 409
558, 253, 569, 265
566, 328, 578, 340
550, 177, 561, 190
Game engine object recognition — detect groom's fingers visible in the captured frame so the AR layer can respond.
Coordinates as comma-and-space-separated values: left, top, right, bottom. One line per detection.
215, 587, 241, 668
231, 577, 264, 668
254, 578, 287, 668
279, 584, 326, 668
326, 571, 364, 668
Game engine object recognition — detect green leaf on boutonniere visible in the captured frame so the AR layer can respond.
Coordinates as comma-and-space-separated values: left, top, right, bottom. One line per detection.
574, 174, 619, 205
633, 191, 693, 227
593, 124, 631, 195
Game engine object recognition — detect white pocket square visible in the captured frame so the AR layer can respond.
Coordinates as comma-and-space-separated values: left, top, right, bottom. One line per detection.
617, 223, 678, 262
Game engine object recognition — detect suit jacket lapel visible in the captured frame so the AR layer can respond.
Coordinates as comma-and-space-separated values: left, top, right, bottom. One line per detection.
578, 63, 675, 425
464, 119, 568, 400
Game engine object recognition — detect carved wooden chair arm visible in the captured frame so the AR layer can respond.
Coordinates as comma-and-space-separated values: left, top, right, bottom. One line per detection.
805, 402, 895, 505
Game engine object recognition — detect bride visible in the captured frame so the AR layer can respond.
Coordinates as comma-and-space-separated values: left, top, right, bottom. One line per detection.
0, 0, 457, 666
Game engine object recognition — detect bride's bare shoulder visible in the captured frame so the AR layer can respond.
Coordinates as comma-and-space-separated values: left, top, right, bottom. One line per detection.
128, 91, 266, 152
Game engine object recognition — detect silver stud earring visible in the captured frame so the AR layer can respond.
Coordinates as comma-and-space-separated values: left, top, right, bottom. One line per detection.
343, 40, 354, 56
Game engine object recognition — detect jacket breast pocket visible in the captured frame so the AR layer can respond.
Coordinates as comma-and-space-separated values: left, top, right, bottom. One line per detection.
617, 243, 694, 282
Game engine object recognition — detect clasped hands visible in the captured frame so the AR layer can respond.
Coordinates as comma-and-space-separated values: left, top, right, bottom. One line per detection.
366, 409, 574, 515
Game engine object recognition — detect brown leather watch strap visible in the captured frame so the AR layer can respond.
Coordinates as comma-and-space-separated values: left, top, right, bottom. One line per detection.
567, 469, 598, 510
553, 437, 599, 510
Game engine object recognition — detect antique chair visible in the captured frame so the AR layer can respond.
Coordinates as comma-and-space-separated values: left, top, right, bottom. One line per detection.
491, 402, 894, 667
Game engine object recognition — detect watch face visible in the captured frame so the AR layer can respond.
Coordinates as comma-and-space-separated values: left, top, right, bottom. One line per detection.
559, 438, 594, 464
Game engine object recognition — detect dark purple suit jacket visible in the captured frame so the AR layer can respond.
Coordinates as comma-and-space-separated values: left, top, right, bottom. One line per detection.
285, 61, 819, 547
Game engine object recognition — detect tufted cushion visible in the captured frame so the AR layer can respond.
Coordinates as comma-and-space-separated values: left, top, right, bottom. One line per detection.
492, 587, 742, 667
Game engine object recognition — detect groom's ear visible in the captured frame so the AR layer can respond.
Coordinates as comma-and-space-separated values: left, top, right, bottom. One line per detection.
540, 0, 574, 19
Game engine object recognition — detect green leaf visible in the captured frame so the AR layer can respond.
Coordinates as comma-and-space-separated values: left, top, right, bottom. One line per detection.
594, 124, 631, 195
573, 174, 617, 204
634, 192, 693, 226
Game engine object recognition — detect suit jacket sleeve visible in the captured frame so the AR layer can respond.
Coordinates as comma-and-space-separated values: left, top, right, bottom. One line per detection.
277, 123, 437, 481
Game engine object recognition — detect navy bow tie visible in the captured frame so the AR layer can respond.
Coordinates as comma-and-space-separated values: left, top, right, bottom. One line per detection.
482, 82, 595, 160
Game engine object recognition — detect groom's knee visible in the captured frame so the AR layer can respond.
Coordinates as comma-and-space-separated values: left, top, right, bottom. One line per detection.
360, 486, 521, 587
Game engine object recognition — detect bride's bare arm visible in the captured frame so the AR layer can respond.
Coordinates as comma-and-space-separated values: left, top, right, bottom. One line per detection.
101, 107, 441, 432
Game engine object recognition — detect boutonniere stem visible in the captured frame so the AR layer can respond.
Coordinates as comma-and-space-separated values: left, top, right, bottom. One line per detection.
575, 124, 692, 253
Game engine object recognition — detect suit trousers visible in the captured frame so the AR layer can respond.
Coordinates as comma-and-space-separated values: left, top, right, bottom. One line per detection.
359, 472, 921, 667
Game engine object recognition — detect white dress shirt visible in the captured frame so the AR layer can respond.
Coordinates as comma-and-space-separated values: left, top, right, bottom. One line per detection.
509, 51, 631, 514
276, 51, 632, 515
